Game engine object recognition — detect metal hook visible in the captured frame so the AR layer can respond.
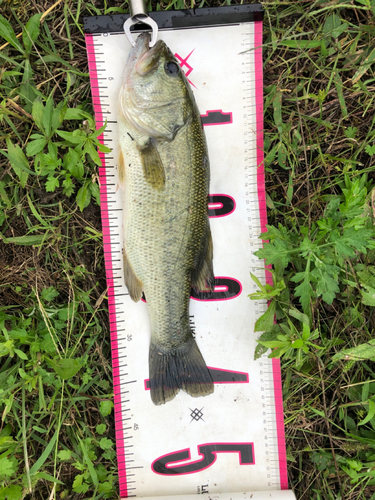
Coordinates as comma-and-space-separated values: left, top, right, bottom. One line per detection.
124, 15, 158, 48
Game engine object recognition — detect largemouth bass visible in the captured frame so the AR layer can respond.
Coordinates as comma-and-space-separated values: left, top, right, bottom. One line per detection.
117, 32, 214, 405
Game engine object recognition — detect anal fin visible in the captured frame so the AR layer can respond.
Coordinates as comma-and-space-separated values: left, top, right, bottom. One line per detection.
123, 250, 143, 302
191, 224, 215, 295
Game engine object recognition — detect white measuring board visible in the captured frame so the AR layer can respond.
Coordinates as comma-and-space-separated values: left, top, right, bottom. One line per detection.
84, 6, 293, 499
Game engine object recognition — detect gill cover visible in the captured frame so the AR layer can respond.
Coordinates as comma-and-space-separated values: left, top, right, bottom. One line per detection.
118, 32, 192, 141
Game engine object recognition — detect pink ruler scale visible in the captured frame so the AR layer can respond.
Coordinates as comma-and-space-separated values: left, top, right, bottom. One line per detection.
86, 34, 128, 496
84, 7, 294, 500
253, 20, 288, 490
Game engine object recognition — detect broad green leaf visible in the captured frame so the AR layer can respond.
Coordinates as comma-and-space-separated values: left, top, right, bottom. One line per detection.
26, 138, 47, 156
254, 300, 276, 332
268, 345, 291, 358
58, 449, 72, 461
64, 107, 95, 127
73, 478, 89, 494
361, 286, 375, 306
0, 484, 22, 500
20, 60, 38, 108
0, 456, 16, 477
73, 474, 83, 488
32, 426, 47, 433
22, 13, 42, 54
27, 194, 49, 227
291, 339, 304, 348
0, 14, 24, 53
320, 40, 328, 57
98, 482, 113, 494
288, 308, 310, 327
89, 181, 101, 205
257, 340, 290, 349
254, 328, 279, 360
0, 436, 15, 451
98, 142, 112, 153
47, 358, 82, 380
43, 98, 54, 138
249, 272, 267, 295
48, 141, 58, 159
278, 40, 321, 49
365, 144, 375, 156
314, 270, 339, 305
332, 339, 375, 362
0, 181, 11, 208
0, 396, 14, 422
93, 120, 108, 138
51, 101, 67, 134
254, 239, 292, 268
45, 175, 59, 193
2, 235, 45, 246
79, 437, 98, 486
32, 97, 46, 134
84, 139, 101, 165
62, 176, 74, 197
76, 182, 91, 212
56, 129, 86, 144
14, 349, 27, 360
96, 424, 106, 435
358, 399, 375, 426
362, 382, 370, 402
99, 400, 113, 417
323, 14, 345, 38
2, 138, 33, 187
358, 267, 375, 290
99, 437, 113, 450
294, 278, 314, 312
32, 471, 64, 485
352, 48, 375, 84
41, 287, 59, 302
264, 143, 278, 168
64, 148, 84, 179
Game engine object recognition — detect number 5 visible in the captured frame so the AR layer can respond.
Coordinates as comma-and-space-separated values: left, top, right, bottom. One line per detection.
152, 442, 254, 475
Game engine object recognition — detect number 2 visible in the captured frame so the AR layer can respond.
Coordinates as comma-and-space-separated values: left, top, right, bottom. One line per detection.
152, 442, 254, 475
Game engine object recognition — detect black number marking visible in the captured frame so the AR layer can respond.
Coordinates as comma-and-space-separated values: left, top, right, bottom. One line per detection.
201, 110, 233, 126
191, 277, 241, 302
208, 194, 236, 218
152, 442, 254, 475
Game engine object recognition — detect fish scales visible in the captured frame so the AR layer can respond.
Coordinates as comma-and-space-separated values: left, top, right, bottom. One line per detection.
118, 32, 214, 405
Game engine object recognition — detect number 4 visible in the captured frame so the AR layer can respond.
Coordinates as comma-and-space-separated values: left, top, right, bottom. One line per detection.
152, 442, 254, 475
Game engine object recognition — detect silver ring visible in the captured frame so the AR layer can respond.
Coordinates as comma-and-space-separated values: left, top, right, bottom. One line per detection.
123, 15, 158, 48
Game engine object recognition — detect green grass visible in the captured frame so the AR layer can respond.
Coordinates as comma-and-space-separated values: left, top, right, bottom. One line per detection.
1, 0, 375, 498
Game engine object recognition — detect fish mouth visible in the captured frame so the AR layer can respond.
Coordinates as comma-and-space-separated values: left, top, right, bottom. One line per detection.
125, 32, 150, 74
135, 36, 164, 76
125, 32, 165, 78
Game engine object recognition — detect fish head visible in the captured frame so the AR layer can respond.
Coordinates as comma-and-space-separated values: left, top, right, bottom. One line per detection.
119, 32, 195, 141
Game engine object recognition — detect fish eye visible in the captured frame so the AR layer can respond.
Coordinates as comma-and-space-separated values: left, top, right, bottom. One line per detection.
164, 61, 179, 76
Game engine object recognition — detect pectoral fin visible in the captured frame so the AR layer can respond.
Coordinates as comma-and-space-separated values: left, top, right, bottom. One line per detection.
138, 138, 165, 190
191, 224, 215, 295
123, 250, 143, 302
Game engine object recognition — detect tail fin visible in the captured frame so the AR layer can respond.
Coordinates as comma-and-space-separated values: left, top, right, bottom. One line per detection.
149, 339, 214, 406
